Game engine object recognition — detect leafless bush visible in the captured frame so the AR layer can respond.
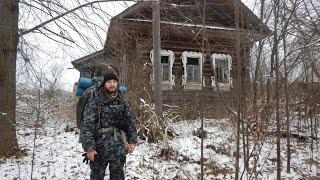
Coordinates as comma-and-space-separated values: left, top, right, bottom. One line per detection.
127, 89, 181, 143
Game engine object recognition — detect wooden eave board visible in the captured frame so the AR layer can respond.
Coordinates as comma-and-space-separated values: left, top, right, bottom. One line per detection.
114, 0, 270, 34
116, 19, 267, 42
71, 50, 117, 68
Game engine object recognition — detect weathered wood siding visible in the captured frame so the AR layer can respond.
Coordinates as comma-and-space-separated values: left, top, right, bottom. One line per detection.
107, 20, 252, 118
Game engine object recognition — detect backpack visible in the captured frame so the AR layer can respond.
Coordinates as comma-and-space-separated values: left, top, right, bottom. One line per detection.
76, 86, 97, 130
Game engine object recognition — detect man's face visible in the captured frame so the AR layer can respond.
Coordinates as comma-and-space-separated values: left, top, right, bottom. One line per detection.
104, 79, 118, 92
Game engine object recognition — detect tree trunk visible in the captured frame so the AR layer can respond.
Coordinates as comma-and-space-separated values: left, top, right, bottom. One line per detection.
235, 0, 241, 179
0, 0, 19, 154
271, 0, 281, 179
253, 0, 265, 177
152, 1, 163, 119
283, 30, 291, 173
274, 8, 281, 180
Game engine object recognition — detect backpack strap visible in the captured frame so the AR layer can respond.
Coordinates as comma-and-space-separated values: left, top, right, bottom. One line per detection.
82, 87, 101, 131
94, 89, 102, 131
120, 130, 128, 149
97, 103, 102, 130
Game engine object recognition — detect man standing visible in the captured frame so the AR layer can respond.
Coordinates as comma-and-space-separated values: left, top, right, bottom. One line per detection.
81, 72, 138, 180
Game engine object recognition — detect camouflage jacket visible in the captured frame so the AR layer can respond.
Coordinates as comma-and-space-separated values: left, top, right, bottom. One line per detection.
81, 87, 138, 159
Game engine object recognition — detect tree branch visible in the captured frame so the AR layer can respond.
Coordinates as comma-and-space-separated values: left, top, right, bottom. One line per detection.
19, 0, 140, 37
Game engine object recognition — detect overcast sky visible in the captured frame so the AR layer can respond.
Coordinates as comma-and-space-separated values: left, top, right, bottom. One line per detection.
61, 2, 131, 91
18, 1, 136, 91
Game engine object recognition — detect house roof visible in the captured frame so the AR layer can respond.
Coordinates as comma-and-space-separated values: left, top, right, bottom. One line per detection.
71, 49, 117, 72
112, 0, 270, 37
73, 0, 271, 73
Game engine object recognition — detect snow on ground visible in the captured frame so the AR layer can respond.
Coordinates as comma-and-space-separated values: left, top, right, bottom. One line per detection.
0, 117, 319, 179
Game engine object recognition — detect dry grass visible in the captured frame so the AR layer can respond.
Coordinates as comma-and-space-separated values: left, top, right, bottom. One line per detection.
54, 99, 77, 122
0, 149, 28, 163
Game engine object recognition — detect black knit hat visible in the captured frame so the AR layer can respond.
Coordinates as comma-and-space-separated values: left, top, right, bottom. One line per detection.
101, 72, 118, 85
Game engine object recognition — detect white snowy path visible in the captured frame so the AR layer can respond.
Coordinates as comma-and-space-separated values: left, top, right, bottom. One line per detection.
0, 118, 319, 179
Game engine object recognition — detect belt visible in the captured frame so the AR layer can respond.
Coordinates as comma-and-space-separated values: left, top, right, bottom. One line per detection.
97, 127, 128, 149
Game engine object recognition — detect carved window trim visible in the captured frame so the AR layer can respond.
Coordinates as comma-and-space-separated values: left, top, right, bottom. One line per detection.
211, 53, 232, 91
181, 51, 204, 90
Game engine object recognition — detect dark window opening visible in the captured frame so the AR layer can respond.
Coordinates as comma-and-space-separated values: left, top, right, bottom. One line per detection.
161, 56, 169, 64
187, 57, 199, 65
161, 55, 170, 81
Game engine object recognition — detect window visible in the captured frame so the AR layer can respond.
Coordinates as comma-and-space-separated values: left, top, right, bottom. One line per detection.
211, 53, 232, 90
182, 51, 203, 90
186, 57, 201, 83
215, 58, 230, 83
150, 50, 175, 90
161, 56, 170, 81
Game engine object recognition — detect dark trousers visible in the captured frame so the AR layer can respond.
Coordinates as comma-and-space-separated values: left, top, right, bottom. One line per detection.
90, 156, 126, 180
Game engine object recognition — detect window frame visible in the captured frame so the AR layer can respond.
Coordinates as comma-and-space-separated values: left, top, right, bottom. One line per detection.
211, 53, 232, 90
181, 51, 204, 90
150, 49, 175, 90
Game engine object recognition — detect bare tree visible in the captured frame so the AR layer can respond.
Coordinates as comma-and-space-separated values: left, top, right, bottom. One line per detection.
0, 0, 132, 154
0, 0, 19, 154
234, 0, 242, 179
248, 0, 319, 178
43, 63, 64, 98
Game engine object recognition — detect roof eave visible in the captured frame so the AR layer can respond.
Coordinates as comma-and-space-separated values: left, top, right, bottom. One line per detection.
71, 49, 116, 70
112, 2, 149, 21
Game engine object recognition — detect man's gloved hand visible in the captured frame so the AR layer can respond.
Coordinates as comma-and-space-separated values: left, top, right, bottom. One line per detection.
82, 153, 89, 164
82, 150, 98, 164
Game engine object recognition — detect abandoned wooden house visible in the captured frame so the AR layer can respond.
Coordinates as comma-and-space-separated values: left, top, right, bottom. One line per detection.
72, 0, 270, 118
